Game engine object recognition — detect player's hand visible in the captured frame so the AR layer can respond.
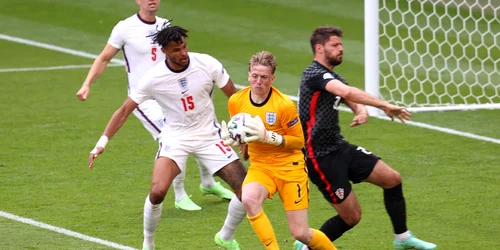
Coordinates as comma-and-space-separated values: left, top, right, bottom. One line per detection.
349, 112, 369, 127
76, 85, 90, 101
88, 146, 104, 170
243, 116, 283, 146
384, 105, 411, 123
238, 144, 249, 161
242, 115, 267, 143
221, 120, 240, 146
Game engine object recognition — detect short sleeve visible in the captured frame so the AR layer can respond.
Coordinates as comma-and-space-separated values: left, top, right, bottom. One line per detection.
210, 57, 230, 88
307, 72, 337, 91
107, 21, 125, 49
129, 74, 154, 104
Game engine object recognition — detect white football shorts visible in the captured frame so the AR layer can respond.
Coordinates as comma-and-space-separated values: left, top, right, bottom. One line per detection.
156, 136, 240, 175
132, 99, 165, 140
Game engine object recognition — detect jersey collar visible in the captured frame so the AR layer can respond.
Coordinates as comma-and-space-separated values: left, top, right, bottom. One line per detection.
165, 57, 190, 73
136, 13, 156, 25
250, 87, 273, 107
313, 60, 333, 73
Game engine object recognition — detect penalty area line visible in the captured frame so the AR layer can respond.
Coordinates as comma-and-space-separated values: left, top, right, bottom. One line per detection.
0, 211, 137, 250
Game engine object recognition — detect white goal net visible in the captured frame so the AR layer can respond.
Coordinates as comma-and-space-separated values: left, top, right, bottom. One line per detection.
365, 0, 500, 112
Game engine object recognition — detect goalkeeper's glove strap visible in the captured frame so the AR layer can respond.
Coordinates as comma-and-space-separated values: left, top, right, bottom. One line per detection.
263, 131, 283, 146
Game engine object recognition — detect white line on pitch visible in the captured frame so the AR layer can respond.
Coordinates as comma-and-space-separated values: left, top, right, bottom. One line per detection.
0, 33, 125, 65
0, 64, 124, 73
3, 33, 499, 145
0, 211, 137, 250
375, 116, 500, 144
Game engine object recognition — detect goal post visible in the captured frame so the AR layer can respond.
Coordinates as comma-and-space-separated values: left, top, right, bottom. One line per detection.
364, 0, 500, 113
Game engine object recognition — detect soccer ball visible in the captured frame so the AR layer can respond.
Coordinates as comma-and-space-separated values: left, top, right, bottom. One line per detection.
227, 113, 254, 144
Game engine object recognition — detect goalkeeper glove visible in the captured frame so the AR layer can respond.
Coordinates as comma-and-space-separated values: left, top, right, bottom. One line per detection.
221, 120, 240, 147
242, 116, 283, 146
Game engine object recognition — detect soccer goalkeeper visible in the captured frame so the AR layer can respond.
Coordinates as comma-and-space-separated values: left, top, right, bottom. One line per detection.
221, 51, 336, 250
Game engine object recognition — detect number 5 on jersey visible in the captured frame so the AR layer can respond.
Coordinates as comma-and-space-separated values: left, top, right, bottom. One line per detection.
151, 47, 157, 61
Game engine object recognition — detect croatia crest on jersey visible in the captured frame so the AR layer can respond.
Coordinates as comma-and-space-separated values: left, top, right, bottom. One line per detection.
266, 112, 277, 125
335, 188, 344, 200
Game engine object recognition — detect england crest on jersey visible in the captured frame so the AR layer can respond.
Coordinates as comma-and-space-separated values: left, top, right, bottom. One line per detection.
178, 78, 188, 93
266, 112, 276, 125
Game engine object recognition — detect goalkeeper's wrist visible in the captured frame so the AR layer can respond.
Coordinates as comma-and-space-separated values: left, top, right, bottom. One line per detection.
263, 130, 283, 146
95, 135, 109, 149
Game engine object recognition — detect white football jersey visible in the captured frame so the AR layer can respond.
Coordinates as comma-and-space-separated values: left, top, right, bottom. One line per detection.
108, 14, 169, 93
129, 52, 230, 140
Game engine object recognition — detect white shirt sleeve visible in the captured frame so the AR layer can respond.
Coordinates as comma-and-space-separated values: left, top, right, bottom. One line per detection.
209, 56, 230, 88
107, 21, 125, 49
129, 74, 154, 104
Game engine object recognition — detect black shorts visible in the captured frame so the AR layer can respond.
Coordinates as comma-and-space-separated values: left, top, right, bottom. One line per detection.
306, 142, 380, 204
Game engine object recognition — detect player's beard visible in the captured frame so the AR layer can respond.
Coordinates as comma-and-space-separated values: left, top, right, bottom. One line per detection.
327, 54, 343, 67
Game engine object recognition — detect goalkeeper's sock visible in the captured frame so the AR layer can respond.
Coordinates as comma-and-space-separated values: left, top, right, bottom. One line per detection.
307, 229, 337, 250
384, 183, 408, 234
248, 210, 279, 249
143, 195, 162, 249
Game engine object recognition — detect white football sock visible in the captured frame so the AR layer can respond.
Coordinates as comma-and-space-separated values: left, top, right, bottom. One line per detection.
172, 171, 188, 202
218, 196, 246, 240
199, 165, 215, 188
143, 195, 163, 249
395, 230, 411, 242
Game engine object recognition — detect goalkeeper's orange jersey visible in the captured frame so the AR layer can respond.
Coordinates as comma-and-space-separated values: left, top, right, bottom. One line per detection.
228, 86, 305, 170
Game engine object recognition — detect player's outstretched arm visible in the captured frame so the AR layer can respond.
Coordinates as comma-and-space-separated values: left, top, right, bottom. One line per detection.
88, 97, 138, 170
325, 79, 388, 109
383, 105, 411, 123
77, 44, 120, 101
344, 99, 369, 127
325, 79, 411, 123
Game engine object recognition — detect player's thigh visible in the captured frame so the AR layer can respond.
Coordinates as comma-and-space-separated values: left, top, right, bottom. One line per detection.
286, 209, 310, 236
363, 160, 402, 188
151, 157, 181, 193
278, 168, 309, 211
307, 150, 351, 204
156, 138, 190, 174
132, 100, 165, 139
344, 143, 381, 183
332, 190, 362, 225
243, 166, 277, 199
242, 178, 270, 216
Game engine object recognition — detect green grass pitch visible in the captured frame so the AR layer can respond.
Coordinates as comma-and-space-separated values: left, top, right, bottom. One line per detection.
0, 0, 499, 249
